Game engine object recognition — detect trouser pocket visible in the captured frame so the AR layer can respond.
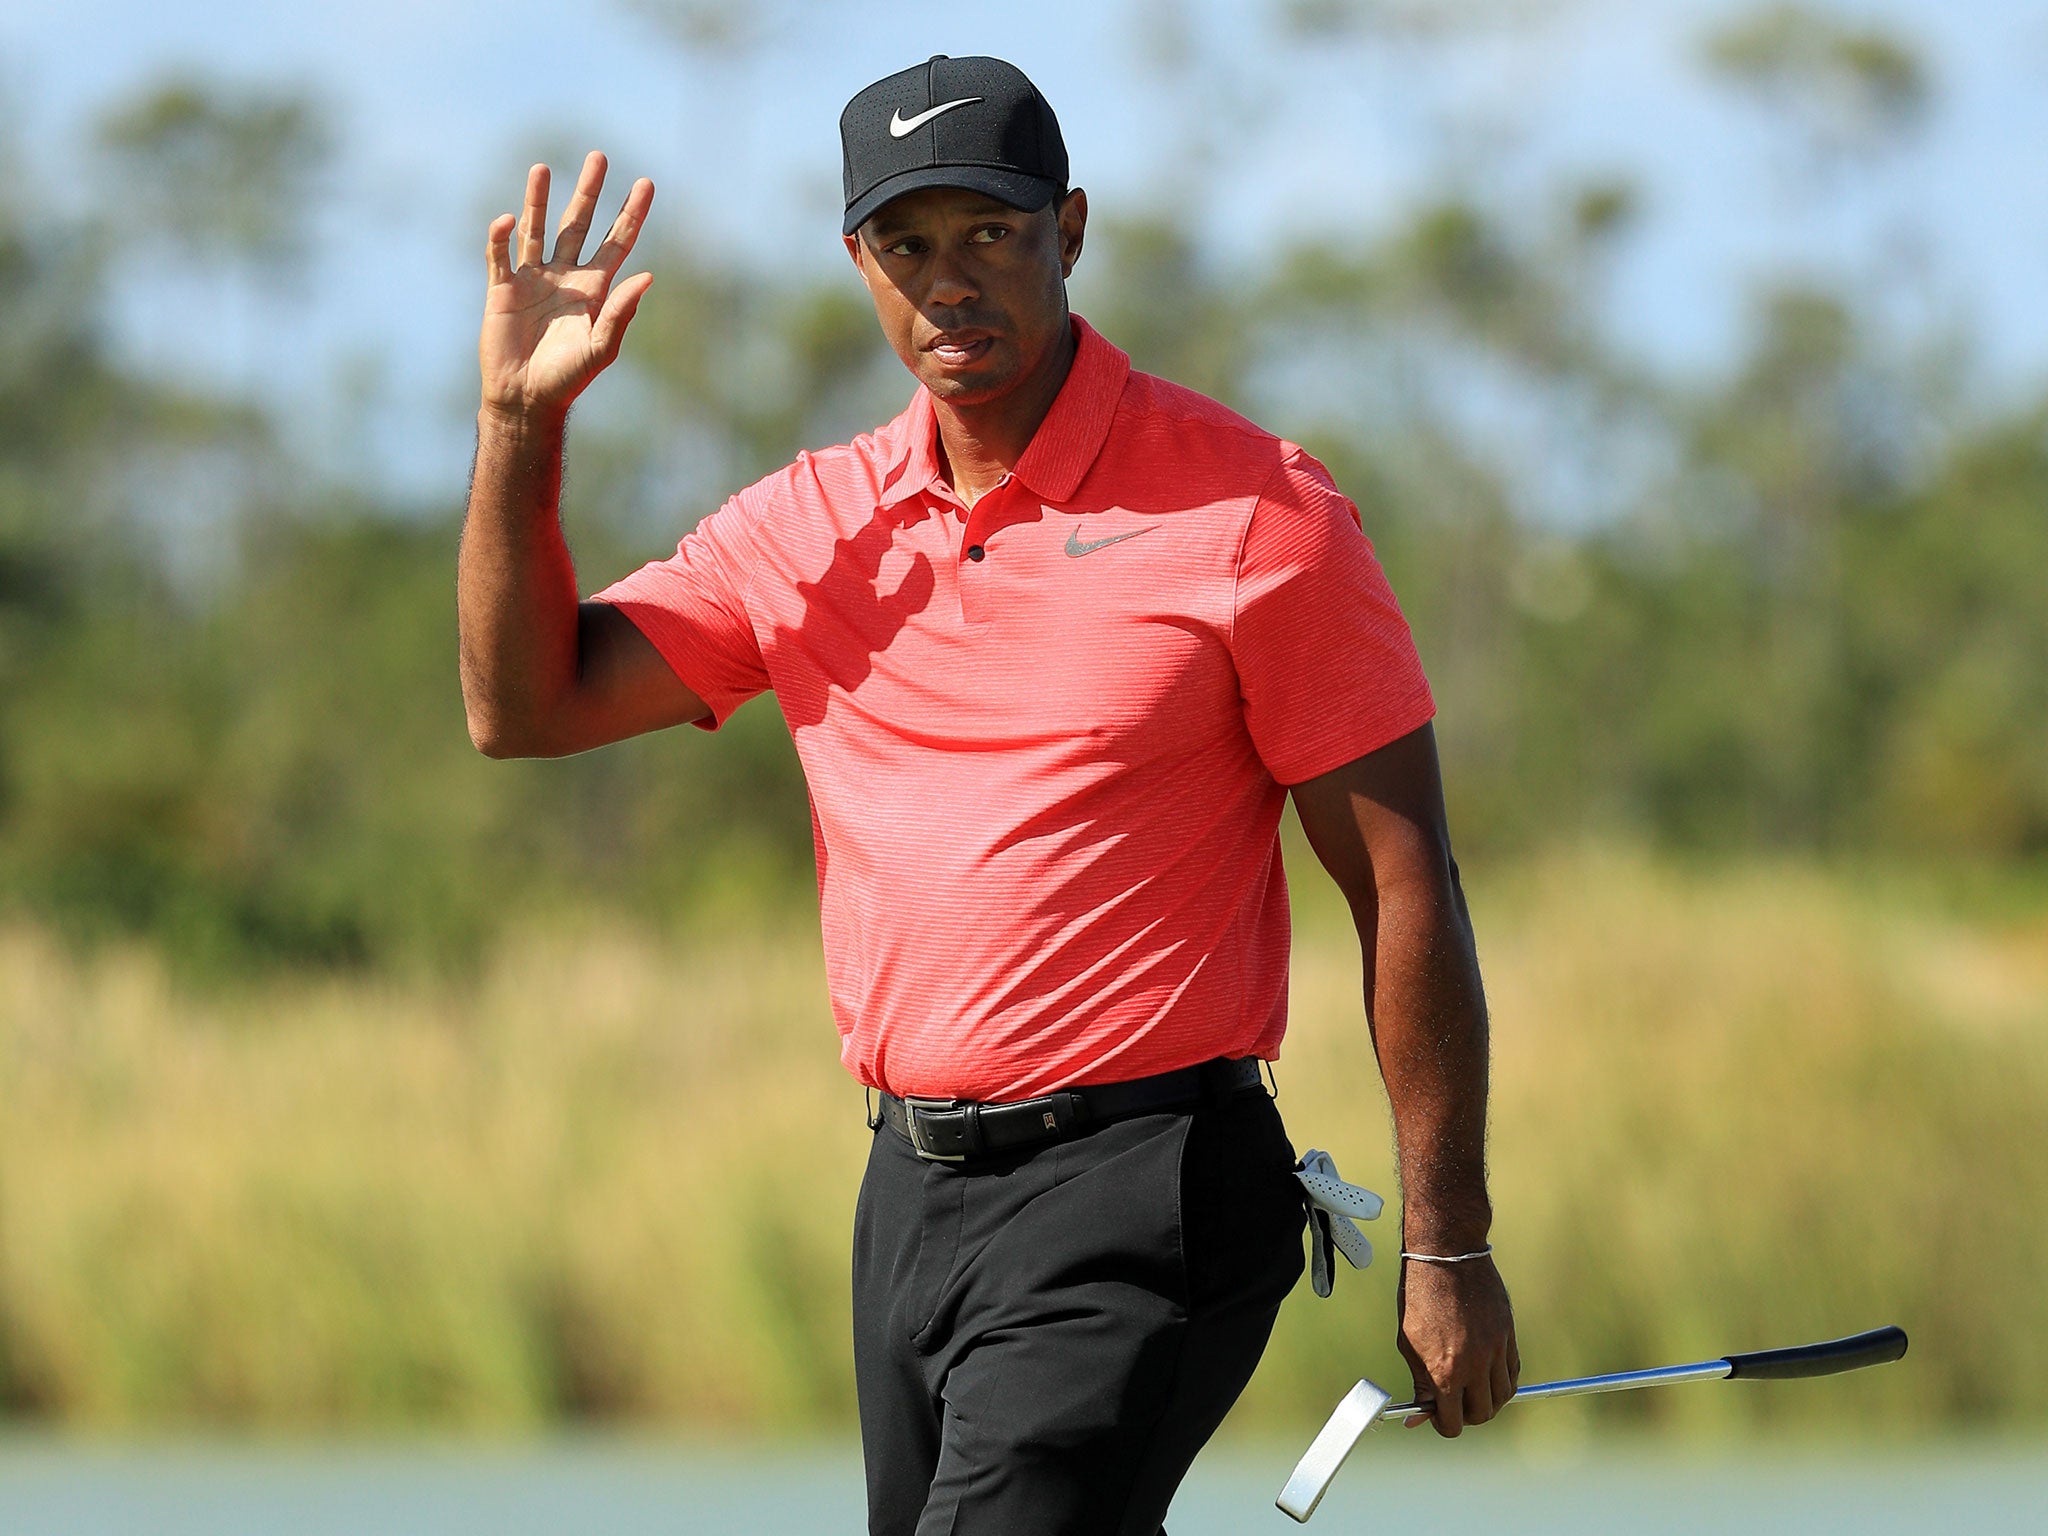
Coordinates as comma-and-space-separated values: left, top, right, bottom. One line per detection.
905, 1162, 965, 1340
1179, 1092, 1308, 1313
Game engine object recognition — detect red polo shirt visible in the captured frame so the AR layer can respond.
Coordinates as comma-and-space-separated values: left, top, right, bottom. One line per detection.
591, 316, 1434, 1100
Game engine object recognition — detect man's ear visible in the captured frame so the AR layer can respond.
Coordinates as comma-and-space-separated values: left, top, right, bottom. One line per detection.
843, 231, 864, 271
1057, 188, 1088, 279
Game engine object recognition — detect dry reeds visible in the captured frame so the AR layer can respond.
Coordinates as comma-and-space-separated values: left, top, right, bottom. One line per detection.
2, 850, 2042, 1436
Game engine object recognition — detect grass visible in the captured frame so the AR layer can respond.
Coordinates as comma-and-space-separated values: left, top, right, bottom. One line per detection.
1, 847, 2043, 1437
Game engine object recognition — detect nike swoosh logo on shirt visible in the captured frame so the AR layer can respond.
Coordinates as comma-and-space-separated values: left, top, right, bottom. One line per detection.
1066, 526, 1159, 558
889, 98, 982, 137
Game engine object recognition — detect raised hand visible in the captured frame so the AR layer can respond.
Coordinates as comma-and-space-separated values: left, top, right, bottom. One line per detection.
480, 151, 654, 421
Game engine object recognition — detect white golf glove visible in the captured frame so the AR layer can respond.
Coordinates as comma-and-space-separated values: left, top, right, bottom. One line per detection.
1294, 1149, 1384, 1298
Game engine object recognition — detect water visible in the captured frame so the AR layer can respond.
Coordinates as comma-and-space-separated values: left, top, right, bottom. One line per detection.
0, 1438, 2041, 1534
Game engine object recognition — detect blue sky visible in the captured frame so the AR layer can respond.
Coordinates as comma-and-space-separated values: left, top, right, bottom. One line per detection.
3, 0, 2043, 498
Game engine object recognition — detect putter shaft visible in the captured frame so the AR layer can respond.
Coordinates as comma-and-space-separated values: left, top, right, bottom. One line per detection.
1279, 1327, 1907, 1523
1385, 1323, 1911, 1418
1381, 1357, 1731, 1419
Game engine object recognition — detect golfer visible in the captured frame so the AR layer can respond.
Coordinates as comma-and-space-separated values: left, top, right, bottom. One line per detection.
460, 54, 1515, 1536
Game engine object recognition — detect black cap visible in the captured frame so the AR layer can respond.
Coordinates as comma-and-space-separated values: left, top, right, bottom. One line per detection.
840, 55, 1068, 236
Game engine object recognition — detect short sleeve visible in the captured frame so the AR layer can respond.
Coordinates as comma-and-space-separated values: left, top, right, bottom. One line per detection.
1229, 449, 1436, 784
588, 492, 770, 732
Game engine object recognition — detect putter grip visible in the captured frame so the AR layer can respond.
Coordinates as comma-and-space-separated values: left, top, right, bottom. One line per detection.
1722, 1326, 1908, 1380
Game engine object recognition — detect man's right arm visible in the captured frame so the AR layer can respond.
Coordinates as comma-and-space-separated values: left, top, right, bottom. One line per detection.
456, 150, 706, 759
458, 405, 707, 759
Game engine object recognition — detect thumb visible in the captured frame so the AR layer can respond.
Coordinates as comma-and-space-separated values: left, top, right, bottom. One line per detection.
1402, 1375, 1436, 1430
1400, 1351, 1435, 1429
591, 271, 654, 362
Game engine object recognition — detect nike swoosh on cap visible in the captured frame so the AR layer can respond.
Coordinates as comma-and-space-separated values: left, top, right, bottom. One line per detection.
890, 97, 982, 137
1066, 526, 1159, 558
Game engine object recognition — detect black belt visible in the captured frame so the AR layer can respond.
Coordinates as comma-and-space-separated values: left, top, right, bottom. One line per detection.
876, 1056, 1267, 1163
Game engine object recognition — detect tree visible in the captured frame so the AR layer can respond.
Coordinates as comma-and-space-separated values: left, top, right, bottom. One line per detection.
94, 74, 334, 278
1703, 4, 1930, 166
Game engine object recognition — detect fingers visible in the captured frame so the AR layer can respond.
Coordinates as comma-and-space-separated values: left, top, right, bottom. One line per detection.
1465, 1379, 1498, 1428
510, 157, 651, 274
1435, 1340, 1519, 1435
1401, 1353, 1452, 1433
1404, 1376, 1507, 1437
1429, 1338, 1520, 1434
552, 150, 607, 266
590, 270, 653, 363
1490, 1351, 1516, 1414
1396, 1309, 1426, 1428
518, 162, 552, 270
485, 213, 515, 288
1432, 1384, 1467, 1437
590, 176, 656, 279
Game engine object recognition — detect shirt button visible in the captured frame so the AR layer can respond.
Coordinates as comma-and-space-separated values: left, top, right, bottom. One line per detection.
967, 545, 986, 561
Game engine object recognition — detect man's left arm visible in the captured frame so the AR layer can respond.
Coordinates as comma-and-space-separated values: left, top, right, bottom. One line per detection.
1290, 721, 1519, 1436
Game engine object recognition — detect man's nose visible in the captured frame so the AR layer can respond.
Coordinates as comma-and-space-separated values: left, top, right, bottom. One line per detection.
926, 250, 978, 309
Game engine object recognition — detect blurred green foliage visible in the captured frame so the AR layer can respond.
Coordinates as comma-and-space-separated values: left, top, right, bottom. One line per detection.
94, 73, 334, 271
0, 14, 2041, 991
4, 852, 2043, 1431
1704, 2, 1930, 152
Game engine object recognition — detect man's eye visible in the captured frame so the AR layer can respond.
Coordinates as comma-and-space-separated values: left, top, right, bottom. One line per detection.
885, 240, 923, 257
968, 226, 1009, 244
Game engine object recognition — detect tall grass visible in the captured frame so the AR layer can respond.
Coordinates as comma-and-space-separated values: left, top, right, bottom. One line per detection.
2, 849, 2043, 1437
1253, 848, 2048, 1442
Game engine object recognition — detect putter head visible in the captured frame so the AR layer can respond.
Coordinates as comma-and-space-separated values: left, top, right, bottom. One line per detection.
1276, 1376, 1394, 1522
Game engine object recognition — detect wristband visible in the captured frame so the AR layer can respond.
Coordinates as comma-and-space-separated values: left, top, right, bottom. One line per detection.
1399, 1244, 1493, 1265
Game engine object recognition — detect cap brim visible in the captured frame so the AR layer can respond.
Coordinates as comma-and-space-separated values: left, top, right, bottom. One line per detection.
843, 166, 1061, 236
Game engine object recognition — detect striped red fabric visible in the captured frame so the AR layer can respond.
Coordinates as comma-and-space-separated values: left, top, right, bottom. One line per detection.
592, 316, 1434, 1100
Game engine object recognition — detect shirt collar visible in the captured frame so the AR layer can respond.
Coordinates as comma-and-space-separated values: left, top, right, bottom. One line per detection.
877, 314, 1130, 508
877, 387, 943, 508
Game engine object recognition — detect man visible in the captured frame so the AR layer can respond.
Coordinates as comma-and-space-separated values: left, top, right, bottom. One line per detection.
460, 53, 1514, 1536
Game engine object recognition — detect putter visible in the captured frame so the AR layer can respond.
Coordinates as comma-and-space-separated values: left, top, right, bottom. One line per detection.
1277, 1324, 1908, 1522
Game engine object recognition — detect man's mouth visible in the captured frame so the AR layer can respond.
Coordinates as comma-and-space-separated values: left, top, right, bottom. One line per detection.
927, 332, 996, 367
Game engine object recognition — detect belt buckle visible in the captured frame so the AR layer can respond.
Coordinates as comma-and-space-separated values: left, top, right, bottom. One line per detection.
903, 1096, 968, 1162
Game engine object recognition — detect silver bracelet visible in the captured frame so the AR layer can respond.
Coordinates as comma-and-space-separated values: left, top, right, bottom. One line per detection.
1400, 1244, 1494, 1265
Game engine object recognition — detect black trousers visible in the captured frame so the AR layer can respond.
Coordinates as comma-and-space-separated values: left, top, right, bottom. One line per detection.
851, 1086, 1307, 1536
